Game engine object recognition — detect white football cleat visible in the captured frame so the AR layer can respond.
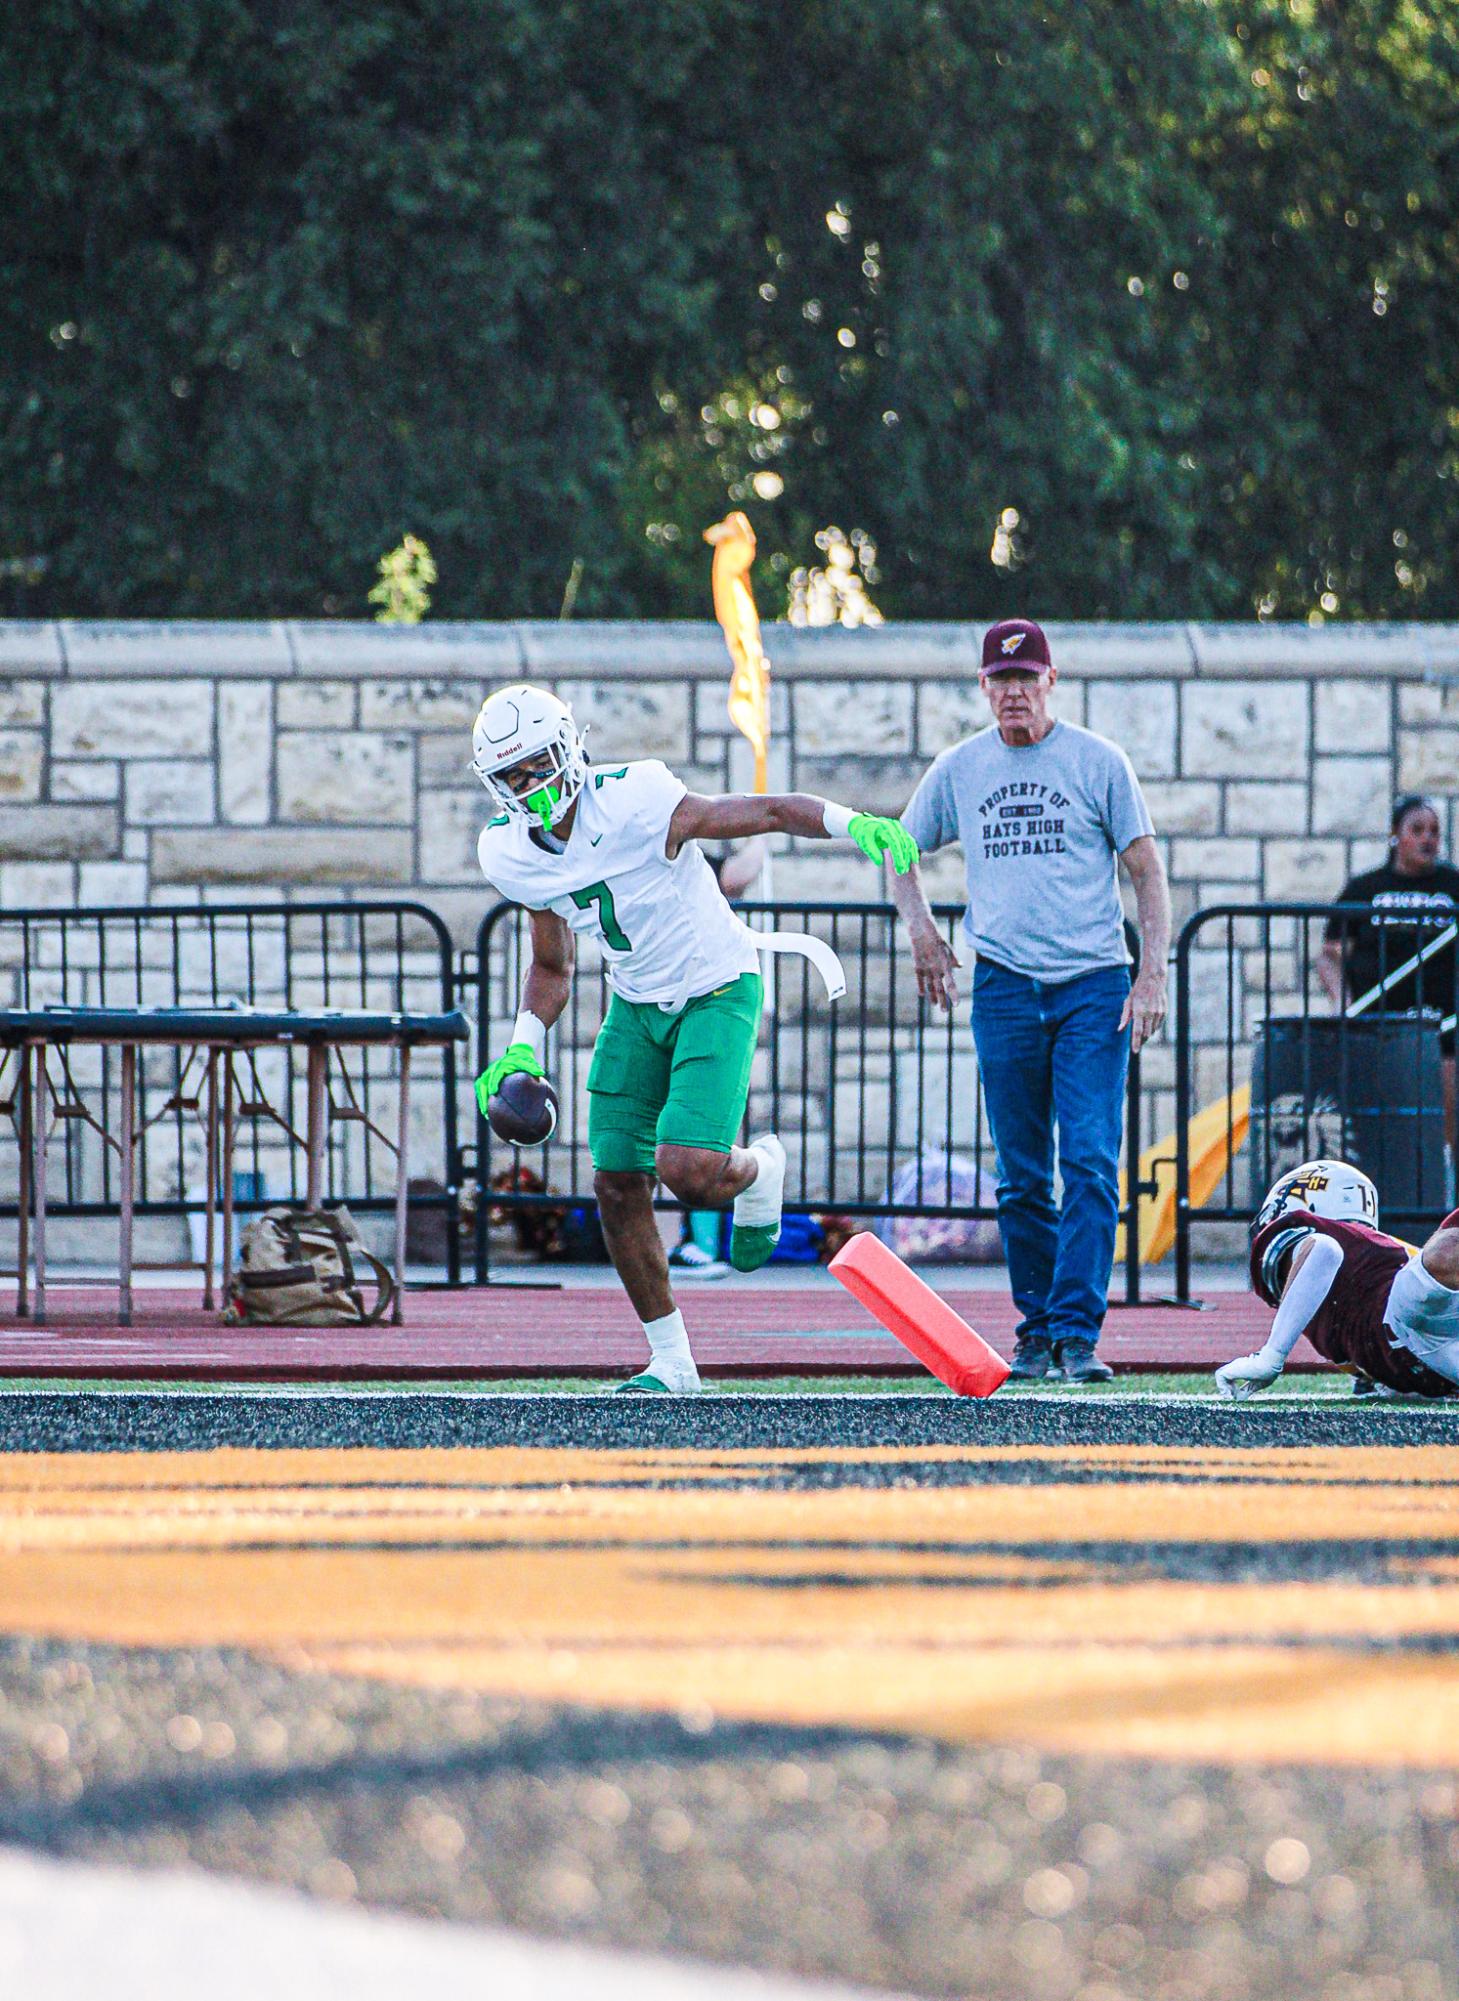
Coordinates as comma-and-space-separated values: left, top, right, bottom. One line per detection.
615, 1356, 703, 1395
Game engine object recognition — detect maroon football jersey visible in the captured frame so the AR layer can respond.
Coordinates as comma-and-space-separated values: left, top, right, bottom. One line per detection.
1249, 1209, 1456, 1393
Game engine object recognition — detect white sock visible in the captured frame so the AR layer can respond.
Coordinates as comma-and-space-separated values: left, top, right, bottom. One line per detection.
642, 1309, 700, 1389
733, 1134, 785, 1227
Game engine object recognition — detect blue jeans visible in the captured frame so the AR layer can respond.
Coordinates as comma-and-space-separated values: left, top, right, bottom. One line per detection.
971, 960, 1131, 1350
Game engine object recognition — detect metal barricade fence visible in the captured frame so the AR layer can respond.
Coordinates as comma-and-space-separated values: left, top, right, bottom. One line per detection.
1173, 902, 1458, 1300
0, 902, 462, 1278
466, 899, 1154, 1295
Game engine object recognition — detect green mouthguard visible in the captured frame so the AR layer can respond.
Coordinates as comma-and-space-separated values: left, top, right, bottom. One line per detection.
525, 781, 561, 832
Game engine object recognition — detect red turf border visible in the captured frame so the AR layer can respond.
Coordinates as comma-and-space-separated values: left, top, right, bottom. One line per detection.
0, 1283, 1298, 1380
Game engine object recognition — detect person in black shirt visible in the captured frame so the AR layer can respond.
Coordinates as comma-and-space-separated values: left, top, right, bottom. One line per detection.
1319, 794, 1459, 1154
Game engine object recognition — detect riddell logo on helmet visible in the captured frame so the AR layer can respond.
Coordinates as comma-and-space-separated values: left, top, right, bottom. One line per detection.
1000, 632, 1026, 655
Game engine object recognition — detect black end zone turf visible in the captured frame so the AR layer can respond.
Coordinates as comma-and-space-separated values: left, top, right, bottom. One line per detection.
1, 1390, 1456, 1453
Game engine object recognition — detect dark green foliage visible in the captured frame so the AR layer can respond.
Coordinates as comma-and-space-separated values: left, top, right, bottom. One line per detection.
2, 1, 1456, 621
1192, 2, 1459, 621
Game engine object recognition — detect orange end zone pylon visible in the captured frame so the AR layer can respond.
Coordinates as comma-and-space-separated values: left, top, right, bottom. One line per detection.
829, 1232, 1011, 1397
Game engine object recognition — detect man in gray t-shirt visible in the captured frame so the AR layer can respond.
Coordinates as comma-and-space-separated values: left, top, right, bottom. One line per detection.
906, 705, 1154, 982
892, 618, 1171, 1382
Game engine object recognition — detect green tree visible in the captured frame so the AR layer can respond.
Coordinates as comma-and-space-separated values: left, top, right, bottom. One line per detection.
0, 0, 747, 617
1190, 1, 1459, 620
3, 2, 1458, 623
609, 1, 1252, 619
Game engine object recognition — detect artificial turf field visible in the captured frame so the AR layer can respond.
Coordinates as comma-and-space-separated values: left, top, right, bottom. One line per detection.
2, 1384, 1457, 1996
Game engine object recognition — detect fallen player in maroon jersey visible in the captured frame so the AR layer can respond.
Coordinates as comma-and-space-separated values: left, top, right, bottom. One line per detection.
1218, 1158, 1459, 1400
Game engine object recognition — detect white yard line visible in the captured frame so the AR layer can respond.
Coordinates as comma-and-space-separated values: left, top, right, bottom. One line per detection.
0, 1847, 900, 2001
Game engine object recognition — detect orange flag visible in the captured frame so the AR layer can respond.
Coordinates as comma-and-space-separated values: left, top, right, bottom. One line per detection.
704, 510, 770, 793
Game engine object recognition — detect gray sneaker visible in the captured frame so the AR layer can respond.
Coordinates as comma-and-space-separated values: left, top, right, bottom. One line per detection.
1055, 1339, 1115, 1384
1007, 1335, 1056, 1381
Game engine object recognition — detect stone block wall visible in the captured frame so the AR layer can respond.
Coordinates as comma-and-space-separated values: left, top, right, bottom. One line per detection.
3, 617, 1458, 1257
4, 617, 1456, 927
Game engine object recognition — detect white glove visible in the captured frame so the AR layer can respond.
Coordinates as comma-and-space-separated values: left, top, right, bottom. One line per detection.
1215, 1351, 1283, 1400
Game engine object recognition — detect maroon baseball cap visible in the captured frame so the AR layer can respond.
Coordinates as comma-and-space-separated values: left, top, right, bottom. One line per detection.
981, 617, 1052, 673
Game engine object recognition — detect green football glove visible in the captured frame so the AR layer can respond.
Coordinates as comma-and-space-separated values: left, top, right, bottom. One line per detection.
849, 812, 920, 875
475, 1042, 546, 1118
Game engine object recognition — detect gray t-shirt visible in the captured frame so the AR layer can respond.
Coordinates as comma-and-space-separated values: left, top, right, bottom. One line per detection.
902, 719, 1154, 982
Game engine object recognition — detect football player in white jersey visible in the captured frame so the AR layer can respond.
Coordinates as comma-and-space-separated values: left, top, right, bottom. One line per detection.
473, 682, 919, 1393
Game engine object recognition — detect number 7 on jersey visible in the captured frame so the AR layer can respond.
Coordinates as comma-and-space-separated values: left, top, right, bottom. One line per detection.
571, 879, 632, 952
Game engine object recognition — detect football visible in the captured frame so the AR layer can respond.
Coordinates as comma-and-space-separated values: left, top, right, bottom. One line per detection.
487, 1071, 559, 1147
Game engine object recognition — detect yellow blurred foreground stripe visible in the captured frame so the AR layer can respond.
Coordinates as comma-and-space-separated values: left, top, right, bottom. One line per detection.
2, 1443, 1457, 1768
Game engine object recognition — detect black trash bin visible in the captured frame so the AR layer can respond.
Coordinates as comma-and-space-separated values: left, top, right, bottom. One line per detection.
1248, 1013, 1448, 1217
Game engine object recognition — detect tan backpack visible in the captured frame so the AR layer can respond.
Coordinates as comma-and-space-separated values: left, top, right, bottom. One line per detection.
222, 1206, 395, 1326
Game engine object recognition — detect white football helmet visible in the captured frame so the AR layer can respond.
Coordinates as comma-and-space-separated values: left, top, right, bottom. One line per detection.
472, 684, 587, 832
1255, 1157, 1379, 1234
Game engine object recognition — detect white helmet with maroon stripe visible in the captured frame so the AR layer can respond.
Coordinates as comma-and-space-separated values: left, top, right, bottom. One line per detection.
1249, 1158, 1379, 1305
